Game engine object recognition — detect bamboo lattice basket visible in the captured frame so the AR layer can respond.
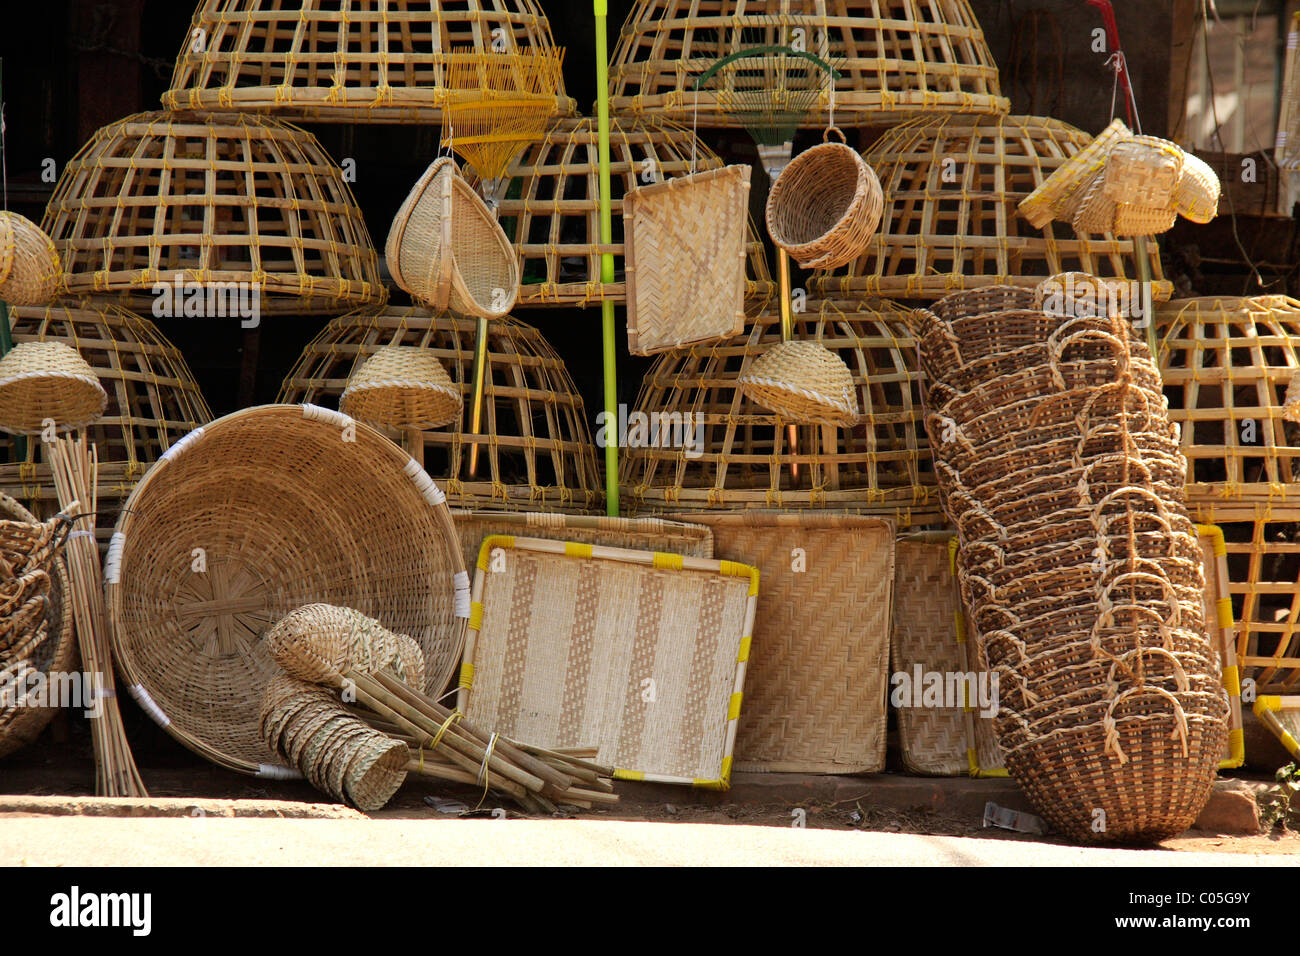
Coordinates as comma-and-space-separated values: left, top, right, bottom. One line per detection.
811, 115, 1172, 301
0, 304, 213, 552
1156, 297, 1300, 510
278, 307, 602, 512
164, 0, 575, 122
457, 535, 758, 786
43, 111, 385, 315
452, 510, 712, 573
479, 116, 774, 308
624, 165, 751, 355
672, 512, 893, 774
104, 404, 470, 775
608, 0, 1008, 126
0, 494, 77, 760
0, 212, 62, 307
620, 297, 940, 520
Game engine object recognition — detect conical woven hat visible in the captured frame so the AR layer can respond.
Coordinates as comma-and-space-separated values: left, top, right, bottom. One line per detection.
0, 212, 62, 307
340, 346, 462, 429
0, 341, 108, 435
737, 340, 859, 426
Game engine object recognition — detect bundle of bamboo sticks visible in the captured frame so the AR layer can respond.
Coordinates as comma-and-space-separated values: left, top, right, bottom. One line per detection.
46, 435, 147, 797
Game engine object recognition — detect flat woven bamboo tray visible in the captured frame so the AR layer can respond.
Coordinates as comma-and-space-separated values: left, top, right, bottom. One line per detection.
43, 111, 384, 315
811, 115, 1172, 301
457, 536, 758, 786
673, 512, 893, 774
104, 404, 470, 775
0, 303, 212, 553
453, 510, 712, 572
481, 117, 774, 309
278, 308, 602, 512
624, 165, 750, 354
609, 0, 1008, 126
621, 297, 940, 521
164, 0, 574, 122
1156, 296, 1300, 509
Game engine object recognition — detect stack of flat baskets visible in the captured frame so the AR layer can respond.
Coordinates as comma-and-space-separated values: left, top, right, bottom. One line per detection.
917, 282, 1228, 842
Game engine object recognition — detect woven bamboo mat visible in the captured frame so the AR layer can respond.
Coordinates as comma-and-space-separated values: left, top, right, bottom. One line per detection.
452, 510, 712, 574
672, 512, 893, 774
458, 536, 757, 785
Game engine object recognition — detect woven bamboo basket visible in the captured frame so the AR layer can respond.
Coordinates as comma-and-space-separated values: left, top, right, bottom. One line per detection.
1156, 297, 1300, 509
1173, 153, 1222, 224
104, 404, 470, 774
737, 339, 860, 426
624, 165, 750, 355
386, 157, 519, 319
1018, 119, 1131, 228
340, 346, 461, 430
812, 115, 1171, 301
621, 298, 940, 519
1103, 136, 1184, 208
0, 212, 62, 307
481, 116, 774, 308
458, 535, 758, 786
452, 510, 712, 573
0, 494, 77, 760
766, 137, 883, 271
279, 307, 602, 512
43, 111, 384, 315
608, 0, 1007, 126
1072, 171, 1178, 238
669, 512, 892, 774
164, 0, 574, 122
0, 342, 107, 435
0, 304, 213, 552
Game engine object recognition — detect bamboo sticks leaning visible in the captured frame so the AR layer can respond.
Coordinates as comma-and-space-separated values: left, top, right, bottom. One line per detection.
45, 435, 147, 797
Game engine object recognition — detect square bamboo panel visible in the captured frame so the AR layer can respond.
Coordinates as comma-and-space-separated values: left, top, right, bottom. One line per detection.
457, 536, 757, 786
673, 512, 894, 774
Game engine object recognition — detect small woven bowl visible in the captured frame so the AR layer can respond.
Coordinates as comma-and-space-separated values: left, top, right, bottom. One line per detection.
737, 340, 859, 426
0, 341, 108, 435
1172, 152, 1220, 224
340, 346, 462, 429
766, 134, 883, 270
0, 212, 62, 307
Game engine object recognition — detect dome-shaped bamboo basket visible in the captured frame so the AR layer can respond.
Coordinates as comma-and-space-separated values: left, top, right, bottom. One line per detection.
481, 116, 774, 308
164, 0, 574, 122
609, 0, 1008, 126
0, 212, 62, 307
279, 308, 602, 512
0, 304, 213, 551
1156, 296, 1300, 510
105, 404, 470, 774
43, 111, 385, 315
340, 346, 462, 429
811, 115, 1172, 301
621, 297, 940, 518
0, 493, 77, 760
0, 342, 108, 435
737, 339, 859, 426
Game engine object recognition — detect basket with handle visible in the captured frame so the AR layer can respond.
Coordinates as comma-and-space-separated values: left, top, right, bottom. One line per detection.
0, 212, 62, 307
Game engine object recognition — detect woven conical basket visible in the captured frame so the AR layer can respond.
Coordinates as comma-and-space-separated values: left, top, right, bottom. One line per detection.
738, 340, 859, 427
0, 212, 62, 307
0, 342, 108, 435
340, 346, 462, 429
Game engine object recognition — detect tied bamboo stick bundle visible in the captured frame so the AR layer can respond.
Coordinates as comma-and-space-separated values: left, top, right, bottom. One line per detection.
45, 434, 146, 797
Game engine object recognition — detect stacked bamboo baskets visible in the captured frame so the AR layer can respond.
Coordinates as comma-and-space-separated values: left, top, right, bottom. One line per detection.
279, 308, 601, 513
1157, 296, 1300, 692
165, 0, 575, 122
918, 287, 1228, 842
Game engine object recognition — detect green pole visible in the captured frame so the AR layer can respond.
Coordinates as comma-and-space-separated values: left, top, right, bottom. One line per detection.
594, 0, 619, 517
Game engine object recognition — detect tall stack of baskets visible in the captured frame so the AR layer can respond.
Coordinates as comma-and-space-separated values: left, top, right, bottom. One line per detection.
917, 286, 1228, 841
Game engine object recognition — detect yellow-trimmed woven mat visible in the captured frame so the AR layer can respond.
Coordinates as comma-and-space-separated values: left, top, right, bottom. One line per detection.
457, 535, 757, 787
673, 512, 893, 774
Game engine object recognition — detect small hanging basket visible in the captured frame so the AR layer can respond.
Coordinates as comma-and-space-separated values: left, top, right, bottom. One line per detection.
0, 212, 62, 307
0, 341, 108, 435
766, 130, 883, 271
1103, 135, 1184, 208
737, 340, 860, 426
1073, 171, 1177, 237
1173, 152, 1221, 224
340, 346, 462, 429
386, 157, 520, 319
